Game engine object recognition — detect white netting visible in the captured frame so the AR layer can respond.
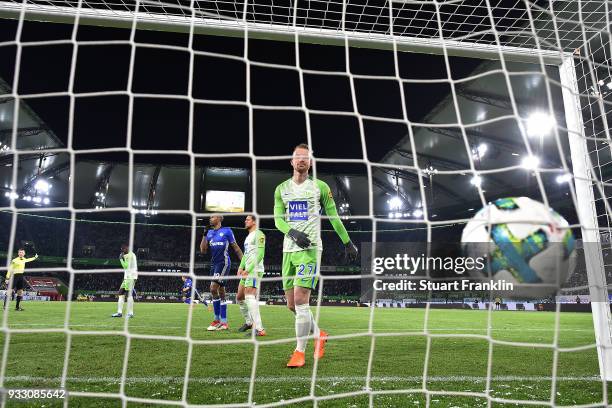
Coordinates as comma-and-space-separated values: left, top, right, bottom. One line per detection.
0, 0, 610, 406
0, 0, 609, 50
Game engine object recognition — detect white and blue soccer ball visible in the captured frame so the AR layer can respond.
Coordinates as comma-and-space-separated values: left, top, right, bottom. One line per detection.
461, 197, 576, 297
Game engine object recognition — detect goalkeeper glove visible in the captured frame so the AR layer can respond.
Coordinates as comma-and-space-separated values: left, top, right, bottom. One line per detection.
287, 229, 311, 249
344, 240, 358, 262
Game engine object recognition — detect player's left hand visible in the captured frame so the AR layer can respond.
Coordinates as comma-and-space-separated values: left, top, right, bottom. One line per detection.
288, 229, 311, 249
344, 240, 358, 262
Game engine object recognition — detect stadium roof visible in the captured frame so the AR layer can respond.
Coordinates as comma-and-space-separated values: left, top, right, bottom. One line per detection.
0, 0, 609, 223
0, 77, 63, 151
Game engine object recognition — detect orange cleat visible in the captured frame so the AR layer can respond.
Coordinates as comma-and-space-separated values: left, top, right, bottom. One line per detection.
255, 329, 266, 337
286, 350, 305, 368
314, 330, 328, 360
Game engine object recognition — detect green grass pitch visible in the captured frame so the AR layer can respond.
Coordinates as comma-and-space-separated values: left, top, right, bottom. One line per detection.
0, 301, 608, 407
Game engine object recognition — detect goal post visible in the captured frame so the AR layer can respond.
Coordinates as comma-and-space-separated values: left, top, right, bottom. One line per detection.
560, 54, 612, 382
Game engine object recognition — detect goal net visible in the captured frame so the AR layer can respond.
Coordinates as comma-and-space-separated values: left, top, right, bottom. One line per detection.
0, 0, 610, 406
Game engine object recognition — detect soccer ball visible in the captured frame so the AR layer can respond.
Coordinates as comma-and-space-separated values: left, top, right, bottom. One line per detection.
461, 197, 576, 297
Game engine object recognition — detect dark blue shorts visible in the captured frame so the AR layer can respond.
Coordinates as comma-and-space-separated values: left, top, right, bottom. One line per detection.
210, 262, 230, 286
183, 290, 202, 304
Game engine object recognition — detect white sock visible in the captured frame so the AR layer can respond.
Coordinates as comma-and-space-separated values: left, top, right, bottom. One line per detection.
127, 295, 134, 315
245, 294, 263, 331
291, 308, 315, 334
239, 300, 252, 325
309, 310, 320, 337
117, 295, 125, 314
295, 304, 311, 353
292, 308, 318, 335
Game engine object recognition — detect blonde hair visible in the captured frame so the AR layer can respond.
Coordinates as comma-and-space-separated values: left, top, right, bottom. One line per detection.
293, 143, 309, 152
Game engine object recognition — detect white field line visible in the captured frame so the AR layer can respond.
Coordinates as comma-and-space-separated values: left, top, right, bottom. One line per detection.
4, 323, 595, 332
2, 375, 602, 385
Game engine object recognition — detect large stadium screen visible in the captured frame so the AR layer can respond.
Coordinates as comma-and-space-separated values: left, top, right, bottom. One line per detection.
204, 190, 245, 213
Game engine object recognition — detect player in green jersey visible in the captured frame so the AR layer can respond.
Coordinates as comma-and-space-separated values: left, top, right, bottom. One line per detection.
112, 244, 138, 318
274, 143, 358, 368
236, 214, 266, 336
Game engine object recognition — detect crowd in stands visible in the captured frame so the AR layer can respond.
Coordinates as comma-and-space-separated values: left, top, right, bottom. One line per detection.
560, 247, 612, 294
25, 268, 360, 300
3, 213, 599, 301
0, 213, 362, 264
0, 213, 363, 298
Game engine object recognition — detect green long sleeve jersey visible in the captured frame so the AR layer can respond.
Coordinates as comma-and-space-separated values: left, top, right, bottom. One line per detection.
239, 229, 266, 274
119, 251, 138, 280
274, 177, 350, 252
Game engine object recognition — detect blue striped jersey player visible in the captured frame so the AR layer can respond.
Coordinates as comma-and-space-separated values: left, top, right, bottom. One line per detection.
181, 276, 207, 306
199, 214, 243, 331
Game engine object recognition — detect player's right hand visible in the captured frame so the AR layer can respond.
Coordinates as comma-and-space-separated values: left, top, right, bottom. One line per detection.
287, 229, 311, 249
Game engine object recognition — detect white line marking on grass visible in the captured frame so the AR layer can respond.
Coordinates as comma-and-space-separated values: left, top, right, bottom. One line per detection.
4, 375, 601, 384
5, 323, 595, 332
